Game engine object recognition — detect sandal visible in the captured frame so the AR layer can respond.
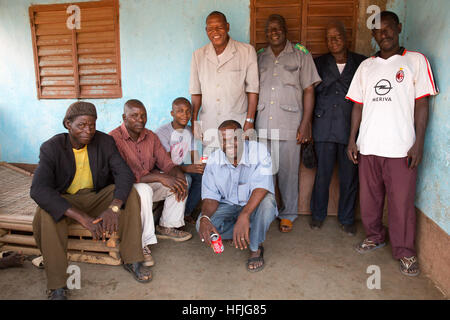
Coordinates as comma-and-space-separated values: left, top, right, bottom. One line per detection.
246, 246, 264, 273
355, 238, 386, 254
32, 255, 45, 269
123, 262, 152, 283
399, 256, 420, 277
279, 219, 293, 233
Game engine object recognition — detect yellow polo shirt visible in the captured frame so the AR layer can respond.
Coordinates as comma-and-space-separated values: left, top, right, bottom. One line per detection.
66, 145, 94, 194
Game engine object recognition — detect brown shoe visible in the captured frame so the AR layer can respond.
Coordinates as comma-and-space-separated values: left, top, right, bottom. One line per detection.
155, 225, 192, 242
142, 246, 154, 267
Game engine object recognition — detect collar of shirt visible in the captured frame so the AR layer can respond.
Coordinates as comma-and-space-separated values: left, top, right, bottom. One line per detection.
374, 47, 406, 58
119, 122, 149, 144
267, 40, 294, 59
216, 140, 251, 168
206, 37, 237, 67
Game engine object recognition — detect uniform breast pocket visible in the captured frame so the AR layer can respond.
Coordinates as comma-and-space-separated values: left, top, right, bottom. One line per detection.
281, 64, 299, 86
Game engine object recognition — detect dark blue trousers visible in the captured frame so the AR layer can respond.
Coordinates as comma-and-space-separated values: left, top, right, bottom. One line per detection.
185, 173, 202, 216
310, 142, 358, 225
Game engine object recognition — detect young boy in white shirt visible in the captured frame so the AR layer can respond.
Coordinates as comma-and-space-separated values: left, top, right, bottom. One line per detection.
156, 98, 205, 224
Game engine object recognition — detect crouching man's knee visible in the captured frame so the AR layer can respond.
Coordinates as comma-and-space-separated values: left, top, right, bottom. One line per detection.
257, 193, 278, 223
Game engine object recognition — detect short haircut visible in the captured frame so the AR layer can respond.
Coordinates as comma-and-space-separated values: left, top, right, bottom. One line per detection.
326, 20, 347, 38
265, 14, 287, 33
172, 97, 191, 109
373, 10, 400, 26
218, 120, 242, 130
206, 11, 227, 24
124, 99, 145, 113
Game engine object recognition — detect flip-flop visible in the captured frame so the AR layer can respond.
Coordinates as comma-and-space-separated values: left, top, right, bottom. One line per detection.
246, 246, 264, 273
279, 219, 293, 233
32, 256, 45, 269
123, 262, 152, 283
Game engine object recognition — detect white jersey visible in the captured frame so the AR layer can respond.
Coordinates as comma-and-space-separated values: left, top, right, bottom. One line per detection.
346, 49, 438, 158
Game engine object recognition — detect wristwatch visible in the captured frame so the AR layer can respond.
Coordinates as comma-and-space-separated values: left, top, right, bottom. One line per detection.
109, 205, 120, 213
245, 118, 254, 123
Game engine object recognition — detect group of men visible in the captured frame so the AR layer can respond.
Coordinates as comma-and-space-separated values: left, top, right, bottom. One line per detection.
27, 10, 437, 299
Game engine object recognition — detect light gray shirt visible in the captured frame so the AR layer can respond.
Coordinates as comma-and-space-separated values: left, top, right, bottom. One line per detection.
256, 41, 321, 140
155, 123, 197, 165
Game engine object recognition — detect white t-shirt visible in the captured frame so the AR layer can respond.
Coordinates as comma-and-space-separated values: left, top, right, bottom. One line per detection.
346, 49, 438, 158
337, 63, 346, 74
155, 123, 197, 165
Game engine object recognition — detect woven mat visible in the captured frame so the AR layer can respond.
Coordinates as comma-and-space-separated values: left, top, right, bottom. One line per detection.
0, 165, 36, 217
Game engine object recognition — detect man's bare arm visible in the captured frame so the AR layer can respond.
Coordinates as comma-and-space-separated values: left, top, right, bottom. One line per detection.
233, 188, 268, 250
347, 102, 363, 164
408, 96, 429, 168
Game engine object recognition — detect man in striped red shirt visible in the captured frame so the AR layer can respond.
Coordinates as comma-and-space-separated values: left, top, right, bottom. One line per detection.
110, 100, 192, 267
345, 11, 438, 277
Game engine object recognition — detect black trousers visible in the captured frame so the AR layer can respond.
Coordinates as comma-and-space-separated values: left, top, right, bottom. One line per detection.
310, 142, 358, 225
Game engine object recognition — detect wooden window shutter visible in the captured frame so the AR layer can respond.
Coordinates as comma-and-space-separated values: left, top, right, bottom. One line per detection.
301, 0, 359, 57
250, 0, 358, 57
250, 0, 303, 53
29, 0, 122, 99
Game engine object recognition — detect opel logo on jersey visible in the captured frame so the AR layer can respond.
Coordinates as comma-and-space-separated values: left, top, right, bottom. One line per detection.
374, 79, 393, 96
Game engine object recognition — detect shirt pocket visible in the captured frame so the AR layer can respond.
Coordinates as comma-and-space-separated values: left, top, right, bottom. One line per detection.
280, 63, 299, 86
238, 183, 250, 203
280, 105, 299, 112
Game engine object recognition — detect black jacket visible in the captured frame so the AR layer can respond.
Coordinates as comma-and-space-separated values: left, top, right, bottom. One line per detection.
313, 51, 367, 144
30, 131, 134, 222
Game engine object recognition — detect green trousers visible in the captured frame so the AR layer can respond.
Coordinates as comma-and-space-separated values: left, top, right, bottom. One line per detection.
32, 185, 144, 290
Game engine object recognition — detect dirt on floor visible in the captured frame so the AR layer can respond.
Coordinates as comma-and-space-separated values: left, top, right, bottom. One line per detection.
0, 216, 446, 300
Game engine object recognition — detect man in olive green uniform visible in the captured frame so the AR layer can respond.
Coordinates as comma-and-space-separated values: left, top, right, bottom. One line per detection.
256, 14, 321, 232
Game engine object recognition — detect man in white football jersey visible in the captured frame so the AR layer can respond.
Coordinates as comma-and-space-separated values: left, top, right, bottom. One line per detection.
345, 11, 438, 276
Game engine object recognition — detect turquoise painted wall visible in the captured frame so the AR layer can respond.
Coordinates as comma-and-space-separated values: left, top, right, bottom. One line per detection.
387, 0, 449, 234
0, 0, 249, 161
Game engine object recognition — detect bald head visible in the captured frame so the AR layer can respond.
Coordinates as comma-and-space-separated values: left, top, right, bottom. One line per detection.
124, 99, 146, 114
206, 11, 227, 24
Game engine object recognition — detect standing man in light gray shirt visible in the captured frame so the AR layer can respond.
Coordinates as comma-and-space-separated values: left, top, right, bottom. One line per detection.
256, 14, 321, 233
189, 11, 259, 154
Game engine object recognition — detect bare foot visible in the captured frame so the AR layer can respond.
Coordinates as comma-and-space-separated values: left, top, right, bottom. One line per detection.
184, 216, 196, 225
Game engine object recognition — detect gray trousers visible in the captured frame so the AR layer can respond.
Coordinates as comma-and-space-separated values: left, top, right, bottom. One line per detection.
260, 139, 301, 222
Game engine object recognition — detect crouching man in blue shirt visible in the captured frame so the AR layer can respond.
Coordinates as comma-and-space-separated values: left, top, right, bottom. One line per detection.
196, 120, 278, 272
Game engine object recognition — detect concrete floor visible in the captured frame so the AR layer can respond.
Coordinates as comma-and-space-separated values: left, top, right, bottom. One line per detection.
0, 216, 445, 300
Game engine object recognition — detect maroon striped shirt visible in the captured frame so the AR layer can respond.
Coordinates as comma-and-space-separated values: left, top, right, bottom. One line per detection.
109, 123, 175, 182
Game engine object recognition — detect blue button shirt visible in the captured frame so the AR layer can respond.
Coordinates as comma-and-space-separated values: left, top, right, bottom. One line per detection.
201, 141, 274, 206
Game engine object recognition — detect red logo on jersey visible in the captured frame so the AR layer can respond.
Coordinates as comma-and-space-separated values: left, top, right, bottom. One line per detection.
396, 69, 404, 83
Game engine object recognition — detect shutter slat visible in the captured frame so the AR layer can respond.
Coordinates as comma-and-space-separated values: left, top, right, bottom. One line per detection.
37, 34, 72, 46
41, 76, 75, 86
39, 55, 73, 67
77, 31, 116, 44
79, 64, 117, 76
38, 45, 72, 56
80, 74, 118, 85
36, 23, 71, 36
78, 54, 116, 65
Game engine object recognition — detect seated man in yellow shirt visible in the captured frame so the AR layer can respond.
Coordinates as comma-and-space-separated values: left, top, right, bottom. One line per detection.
31, 102, 151, 300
